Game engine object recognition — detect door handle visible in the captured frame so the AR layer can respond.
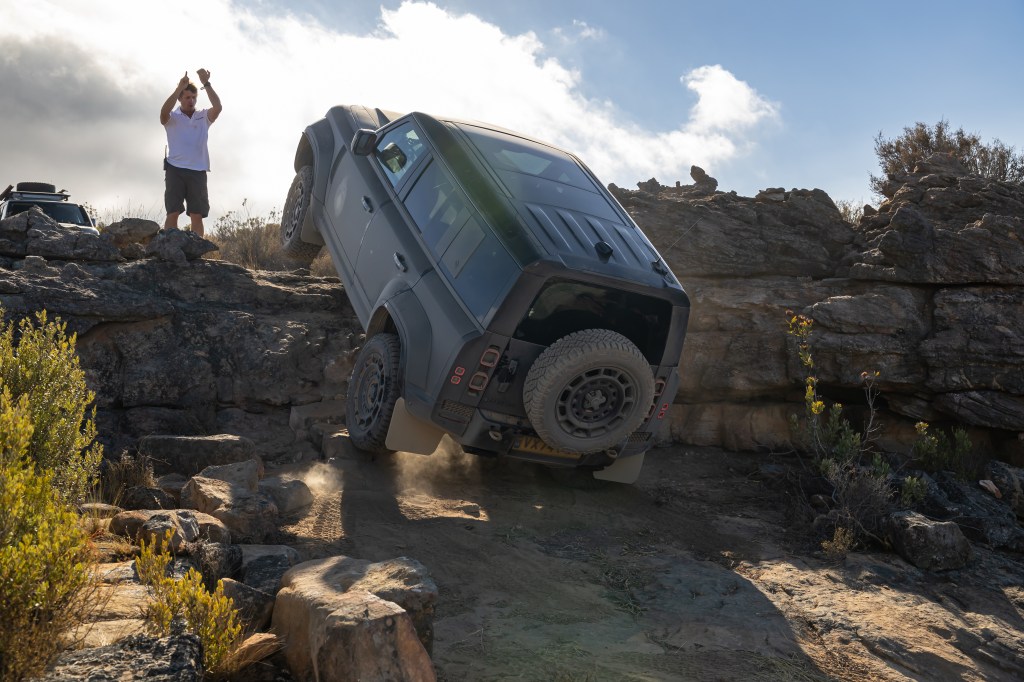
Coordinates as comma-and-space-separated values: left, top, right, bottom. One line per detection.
393, 252, 407, 272
361, 196, 374, 213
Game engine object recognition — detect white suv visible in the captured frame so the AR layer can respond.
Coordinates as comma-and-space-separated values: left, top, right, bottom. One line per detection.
0, 182, 99, 235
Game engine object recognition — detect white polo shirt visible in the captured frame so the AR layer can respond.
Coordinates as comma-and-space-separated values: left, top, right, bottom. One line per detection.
165, 107, 212, 171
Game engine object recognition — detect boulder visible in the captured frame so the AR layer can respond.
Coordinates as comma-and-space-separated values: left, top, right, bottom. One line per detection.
273, 589, 434, 682
109, 509, 231, 545
156, 473, 188, 506
242, 554, 292, 596
221, 578, 275, 631
180, 476, 278, 542
195, 457, 264, 490
259, 476, 315, 514
138, 511, 200, 552
936, 476, 1024, 550
139, 434, 257, 478
186, 541, 243, 591
883, 511, 972, 571
38, 633, 203, 681
104, 217, 161, 247
276, 555, 438, 655
144, 227, 218, 264
120, 485, 177, 511
987, 461, 1024, 520
240, 544, 302, 569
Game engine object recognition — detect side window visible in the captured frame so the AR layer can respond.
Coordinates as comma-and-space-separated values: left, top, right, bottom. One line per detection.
405, 161, 517, 322
375, 122, 426, 187
404, 161, 471, 253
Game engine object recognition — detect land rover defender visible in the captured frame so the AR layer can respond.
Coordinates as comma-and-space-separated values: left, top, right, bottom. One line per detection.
281, 105, 689, 483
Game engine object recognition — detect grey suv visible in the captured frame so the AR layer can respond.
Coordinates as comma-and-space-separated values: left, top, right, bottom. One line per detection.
281, 105, 689, 483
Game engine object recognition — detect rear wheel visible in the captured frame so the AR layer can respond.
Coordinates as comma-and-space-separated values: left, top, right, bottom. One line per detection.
523, 329, 654, 454
280, 166, 321, 266
346, 333, 401, 454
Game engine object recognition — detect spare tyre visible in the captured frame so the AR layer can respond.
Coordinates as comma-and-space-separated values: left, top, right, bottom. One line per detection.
523, 329, 654, 454
16, 181, 56, 193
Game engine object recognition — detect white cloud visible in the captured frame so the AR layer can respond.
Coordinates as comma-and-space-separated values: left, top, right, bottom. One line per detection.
683, 65, 780, 133
0, 0, 779, 225
572, 20, 606, 41
556, 19, 606, 42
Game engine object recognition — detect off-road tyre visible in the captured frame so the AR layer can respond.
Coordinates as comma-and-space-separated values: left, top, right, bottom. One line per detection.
346, 333, 401, 454
16, 181, 57, 193
523, 329, 654, 454
280, 166, 321, 266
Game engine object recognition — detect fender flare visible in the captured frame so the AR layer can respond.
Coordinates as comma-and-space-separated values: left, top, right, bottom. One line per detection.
367, 286, 432, 403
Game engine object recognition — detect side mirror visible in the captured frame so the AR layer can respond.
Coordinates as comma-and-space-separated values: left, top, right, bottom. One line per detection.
351, 129, 378, 156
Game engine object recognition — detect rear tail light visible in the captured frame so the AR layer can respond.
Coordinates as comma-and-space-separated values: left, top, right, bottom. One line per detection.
480, 347, 501, 367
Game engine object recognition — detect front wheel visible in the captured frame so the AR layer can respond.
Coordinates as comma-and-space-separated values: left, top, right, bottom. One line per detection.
523, 329, 654, 454
345, 333, 401, 454
280, 165, 321, 266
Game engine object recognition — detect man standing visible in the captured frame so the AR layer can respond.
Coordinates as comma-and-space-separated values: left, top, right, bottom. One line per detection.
160, 69, 222, 237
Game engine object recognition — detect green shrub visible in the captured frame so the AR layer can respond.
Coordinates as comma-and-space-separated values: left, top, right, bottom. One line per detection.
871, 119, 1024, 198
900, 475, 927, 508
787, 313, 890, 547
136, 532, 243, 675
0, 391, 95, 681
911, 422, 984, 481
0, 307, 102, 504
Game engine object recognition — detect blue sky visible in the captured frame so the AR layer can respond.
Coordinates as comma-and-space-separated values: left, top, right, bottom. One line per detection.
0, 1, 1021, 224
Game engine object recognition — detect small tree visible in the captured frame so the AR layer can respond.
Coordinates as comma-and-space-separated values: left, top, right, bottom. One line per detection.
0, 307, 102, 504
871, 119, 1024, 198
0, 391, 95, 681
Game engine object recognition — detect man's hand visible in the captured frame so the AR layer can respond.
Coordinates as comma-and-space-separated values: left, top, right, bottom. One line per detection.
163, 71, 191, 124
197, 68, 211, 86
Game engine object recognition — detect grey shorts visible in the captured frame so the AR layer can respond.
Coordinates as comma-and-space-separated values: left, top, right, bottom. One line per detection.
164, 160, 210, 217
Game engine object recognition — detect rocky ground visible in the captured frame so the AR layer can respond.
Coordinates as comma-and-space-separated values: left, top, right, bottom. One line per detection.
258, 440, 1024, 681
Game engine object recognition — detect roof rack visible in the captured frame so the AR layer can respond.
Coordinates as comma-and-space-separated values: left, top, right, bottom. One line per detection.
0, 184, 71, 202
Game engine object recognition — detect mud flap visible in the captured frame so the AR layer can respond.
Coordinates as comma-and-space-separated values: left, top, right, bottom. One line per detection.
593, 453, 645, 484
385, 398, 445, 455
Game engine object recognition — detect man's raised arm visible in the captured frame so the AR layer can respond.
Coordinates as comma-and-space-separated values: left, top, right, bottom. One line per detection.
197, 68, 223, 123
160, 72, 190, 125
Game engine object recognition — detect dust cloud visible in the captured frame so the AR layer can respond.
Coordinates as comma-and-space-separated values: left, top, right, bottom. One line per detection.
293, 461, 345, 496
393, 436, 484, 496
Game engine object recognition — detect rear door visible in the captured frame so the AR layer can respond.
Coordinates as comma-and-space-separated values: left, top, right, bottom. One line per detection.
353, 120, 432, 310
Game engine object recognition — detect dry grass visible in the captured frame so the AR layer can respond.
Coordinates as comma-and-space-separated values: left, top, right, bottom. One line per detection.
98, 449, 157, 505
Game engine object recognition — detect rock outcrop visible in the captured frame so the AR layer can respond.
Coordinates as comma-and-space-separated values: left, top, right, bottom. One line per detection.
612, 156, 1024, 461
39, 633, 203, 681
1, 159, 1021, 462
